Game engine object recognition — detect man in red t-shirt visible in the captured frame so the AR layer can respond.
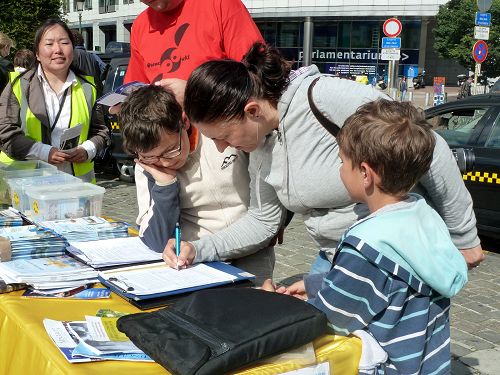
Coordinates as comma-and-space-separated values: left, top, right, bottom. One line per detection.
125, 0, 263, 84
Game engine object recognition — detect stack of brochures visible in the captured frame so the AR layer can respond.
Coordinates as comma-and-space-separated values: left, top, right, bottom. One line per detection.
44, 316, 153, 363
40, 216, 130, 242
0, 255, 98, 290
66, 236, 162, 269
0, 209, 23, 227
0, 225, 67, 261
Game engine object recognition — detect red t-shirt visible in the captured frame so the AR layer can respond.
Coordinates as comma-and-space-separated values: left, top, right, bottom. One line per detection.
124, 0, 263, 83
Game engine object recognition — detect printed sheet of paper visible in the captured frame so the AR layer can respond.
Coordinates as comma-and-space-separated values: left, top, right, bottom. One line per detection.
59, 123, 83, 151
100, 263, 237, 296
67, 236, 162, 268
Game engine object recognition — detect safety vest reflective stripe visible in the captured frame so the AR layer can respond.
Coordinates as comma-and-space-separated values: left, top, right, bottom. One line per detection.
0, 72, 96, 182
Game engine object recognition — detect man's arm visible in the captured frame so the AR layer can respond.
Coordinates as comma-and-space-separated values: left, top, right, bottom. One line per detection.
124, 23, 149, 84
219, 0, 263, 61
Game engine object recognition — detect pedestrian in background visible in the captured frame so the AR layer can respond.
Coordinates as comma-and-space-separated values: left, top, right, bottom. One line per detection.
13, 49, 35, 73
399, 76, 407, 101
0, 32, 15, 94
71, 30, 107, 96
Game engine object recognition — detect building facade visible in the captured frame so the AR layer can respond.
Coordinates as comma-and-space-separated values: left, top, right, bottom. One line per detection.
65, 0, 464, 85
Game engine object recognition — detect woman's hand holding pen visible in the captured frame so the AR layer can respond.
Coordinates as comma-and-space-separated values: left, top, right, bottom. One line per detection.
162, 239, 196, 269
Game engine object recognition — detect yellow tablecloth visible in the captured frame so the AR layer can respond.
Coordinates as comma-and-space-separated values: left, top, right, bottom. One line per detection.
0, 291, 361, 375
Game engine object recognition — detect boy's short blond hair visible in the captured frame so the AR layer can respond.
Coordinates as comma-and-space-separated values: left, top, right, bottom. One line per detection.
337, 99, 435, 196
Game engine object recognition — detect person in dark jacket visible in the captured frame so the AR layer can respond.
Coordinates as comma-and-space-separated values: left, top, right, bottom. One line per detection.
70, 30, 107, 96
0, 32, 14, 94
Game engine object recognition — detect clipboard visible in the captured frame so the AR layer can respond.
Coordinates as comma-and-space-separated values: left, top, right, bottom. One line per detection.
98, 262, 255, 310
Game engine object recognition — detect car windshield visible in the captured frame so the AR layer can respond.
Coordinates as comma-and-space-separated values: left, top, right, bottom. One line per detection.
432, 108, 487, 145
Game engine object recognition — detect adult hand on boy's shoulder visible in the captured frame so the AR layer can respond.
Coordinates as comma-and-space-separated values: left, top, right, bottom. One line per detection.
154, 78, 187, 107
460, 244, 485, 269
136, 160, 177, 185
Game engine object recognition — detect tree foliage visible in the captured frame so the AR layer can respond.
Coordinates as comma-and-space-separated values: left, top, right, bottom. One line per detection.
0, 0, 64, 52
434, 0, 499, 77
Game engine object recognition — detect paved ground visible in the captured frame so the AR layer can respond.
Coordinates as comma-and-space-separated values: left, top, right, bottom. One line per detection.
97, 174, 500, 374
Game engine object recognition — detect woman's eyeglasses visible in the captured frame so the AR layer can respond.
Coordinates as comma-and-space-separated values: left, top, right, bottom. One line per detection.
136, 128, 183, 164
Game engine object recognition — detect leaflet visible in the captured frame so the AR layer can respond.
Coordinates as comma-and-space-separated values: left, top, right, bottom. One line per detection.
59, 123, 83, 152
97, 81, 148, 107
67, 236, 162, 268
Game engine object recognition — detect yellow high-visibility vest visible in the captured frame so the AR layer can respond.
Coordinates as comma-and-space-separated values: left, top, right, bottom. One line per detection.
0, 71, 97, 183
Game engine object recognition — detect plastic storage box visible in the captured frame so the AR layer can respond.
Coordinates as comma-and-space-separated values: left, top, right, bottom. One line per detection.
6, 172, 82, 213
25, 182, 105, 221
0, 161, 58, 207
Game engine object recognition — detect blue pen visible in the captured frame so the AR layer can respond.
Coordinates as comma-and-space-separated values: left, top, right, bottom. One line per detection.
175, 222, 181, 271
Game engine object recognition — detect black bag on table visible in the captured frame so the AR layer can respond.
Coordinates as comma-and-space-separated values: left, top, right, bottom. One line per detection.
117, 287, 328, 375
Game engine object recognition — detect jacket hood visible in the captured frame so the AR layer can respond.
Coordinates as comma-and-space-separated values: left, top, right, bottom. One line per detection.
345, 195, 468, 298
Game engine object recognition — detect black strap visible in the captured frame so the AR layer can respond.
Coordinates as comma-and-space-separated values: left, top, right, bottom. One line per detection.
307, 76, 341, 137
50, 87, 70, 132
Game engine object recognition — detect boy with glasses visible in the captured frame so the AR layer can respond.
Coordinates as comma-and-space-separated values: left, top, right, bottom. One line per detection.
119, 85, 276, 285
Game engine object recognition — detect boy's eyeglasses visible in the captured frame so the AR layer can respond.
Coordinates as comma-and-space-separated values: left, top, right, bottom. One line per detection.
136, 128, 183, 164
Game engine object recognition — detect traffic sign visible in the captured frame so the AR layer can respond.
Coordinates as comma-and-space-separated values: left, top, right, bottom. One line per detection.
381, 37, 401, 49
473, 40, 488, 63
474, 26, 490, 40
477, 0, 493, 12
383, 18, 402, 37
380, 48, 401, 61
475, 12, 491, 26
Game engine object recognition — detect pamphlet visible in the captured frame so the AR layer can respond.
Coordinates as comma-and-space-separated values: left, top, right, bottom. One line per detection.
44, 317, 153, 363
96, 81, 148, 107
59, 123, 83, 152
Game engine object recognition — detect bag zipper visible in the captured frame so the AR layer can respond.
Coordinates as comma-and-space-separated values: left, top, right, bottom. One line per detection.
159, 309, 231, 358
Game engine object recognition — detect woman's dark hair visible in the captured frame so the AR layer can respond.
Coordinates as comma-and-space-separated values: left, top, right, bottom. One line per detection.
12, 19, 91, 88
184, 42, 291, 124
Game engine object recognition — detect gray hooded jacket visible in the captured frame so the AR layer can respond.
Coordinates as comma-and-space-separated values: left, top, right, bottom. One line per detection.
192, 65, 479, 262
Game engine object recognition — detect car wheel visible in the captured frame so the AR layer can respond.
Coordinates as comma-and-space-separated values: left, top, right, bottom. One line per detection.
116, 160, 135, 183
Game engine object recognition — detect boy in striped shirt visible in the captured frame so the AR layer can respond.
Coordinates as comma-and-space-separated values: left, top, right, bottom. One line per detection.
264, 99, 468, 374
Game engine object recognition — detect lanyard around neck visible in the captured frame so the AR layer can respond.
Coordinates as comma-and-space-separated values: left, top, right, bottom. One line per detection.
50, 86, 70, 132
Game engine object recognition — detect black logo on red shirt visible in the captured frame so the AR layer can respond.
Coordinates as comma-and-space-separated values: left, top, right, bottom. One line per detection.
150, 23, 190, 83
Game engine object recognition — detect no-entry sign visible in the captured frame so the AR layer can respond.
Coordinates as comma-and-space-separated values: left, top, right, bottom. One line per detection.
383, 18, 402, 37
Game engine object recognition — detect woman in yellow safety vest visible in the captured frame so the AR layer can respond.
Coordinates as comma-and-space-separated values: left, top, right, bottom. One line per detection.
0, 19, 109, 183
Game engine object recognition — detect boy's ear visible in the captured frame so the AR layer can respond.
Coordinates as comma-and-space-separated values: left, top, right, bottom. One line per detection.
181, 112, 191, 130
243, 100, 261, 119
360, 162, 375, 188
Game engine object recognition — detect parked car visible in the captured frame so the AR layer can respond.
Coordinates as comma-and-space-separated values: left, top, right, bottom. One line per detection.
425, 93, 500, 239
99, 55, 135, 182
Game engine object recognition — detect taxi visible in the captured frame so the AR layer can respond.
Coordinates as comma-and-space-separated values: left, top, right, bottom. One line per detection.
425, 93, 500, 239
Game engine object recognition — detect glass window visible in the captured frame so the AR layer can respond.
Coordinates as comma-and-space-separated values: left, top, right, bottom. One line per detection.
277, 22, 301, 48
433, 108, 488, 145
485, 112, 500, 148
256, 22, 277, 46
400, 21, 420, 49
313, 22, 337, 48
351, 21, 380, 48
85, 0, 92, 9
337, 21, 351, 48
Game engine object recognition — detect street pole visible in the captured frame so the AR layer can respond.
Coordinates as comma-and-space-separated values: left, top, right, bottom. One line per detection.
78, 12, 82, 34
